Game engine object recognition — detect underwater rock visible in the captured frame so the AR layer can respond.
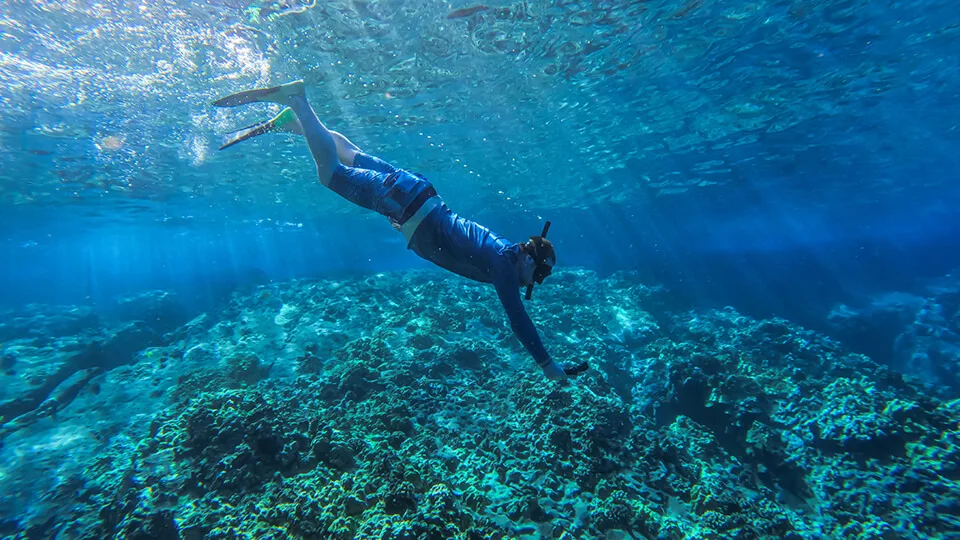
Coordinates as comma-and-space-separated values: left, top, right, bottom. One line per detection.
648, 307, 960, 537
826, 281, 960, 392
0, 367, 102, 439
0, 303, 99, 343
273, 302, 301, 327
108, 290, 189, 335
224, 351, 269, 386
169, 389, 304, 493
0, 314, 168, 442
181, 342, 217, 366
295, 350, 325, 375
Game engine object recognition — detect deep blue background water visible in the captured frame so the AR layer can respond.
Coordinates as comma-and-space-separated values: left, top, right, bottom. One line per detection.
3, 175, 958, 334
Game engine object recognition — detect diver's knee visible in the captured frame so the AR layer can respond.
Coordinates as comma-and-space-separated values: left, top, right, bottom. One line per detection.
341, 148, 359, 167
318, 163, 344, 188
330, 131, 361, 166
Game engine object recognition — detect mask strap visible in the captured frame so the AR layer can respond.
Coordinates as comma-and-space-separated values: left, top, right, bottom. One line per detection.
524, 220, 551, 301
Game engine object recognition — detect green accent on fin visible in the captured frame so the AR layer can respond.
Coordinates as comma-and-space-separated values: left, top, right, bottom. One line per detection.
218, 107, 301, 150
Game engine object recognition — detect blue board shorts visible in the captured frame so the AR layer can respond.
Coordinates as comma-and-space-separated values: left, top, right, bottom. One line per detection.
328, 152, 437, 226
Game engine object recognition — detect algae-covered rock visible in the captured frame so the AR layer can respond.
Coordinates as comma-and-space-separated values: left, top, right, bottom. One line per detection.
274, 303, 301, 327
3, 269, 960, 539
224, 351, 268, 386
826, 283, 960, 392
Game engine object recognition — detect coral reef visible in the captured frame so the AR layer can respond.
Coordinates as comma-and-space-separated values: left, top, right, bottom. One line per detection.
1, 270, 959, 538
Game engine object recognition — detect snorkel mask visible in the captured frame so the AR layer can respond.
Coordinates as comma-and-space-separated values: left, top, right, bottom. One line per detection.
524, 221, 556, 300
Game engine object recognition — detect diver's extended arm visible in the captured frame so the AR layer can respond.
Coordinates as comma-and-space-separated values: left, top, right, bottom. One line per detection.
494, 278, 567, 380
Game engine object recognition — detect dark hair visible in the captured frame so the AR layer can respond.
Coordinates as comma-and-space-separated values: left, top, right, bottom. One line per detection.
527, 236, 555, 261
527, 237, 555, 284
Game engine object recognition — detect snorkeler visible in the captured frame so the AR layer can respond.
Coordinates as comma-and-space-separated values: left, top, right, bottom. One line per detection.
213, 80, 587, 380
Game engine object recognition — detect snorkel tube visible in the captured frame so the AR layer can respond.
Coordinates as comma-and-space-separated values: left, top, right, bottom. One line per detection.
525, 221, 552, 301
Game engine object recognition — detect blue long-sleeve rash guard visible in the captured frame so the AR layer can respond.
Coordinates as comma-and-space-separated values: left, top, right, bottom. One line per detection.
340, 152, 553, 371
407, 205, 553, 369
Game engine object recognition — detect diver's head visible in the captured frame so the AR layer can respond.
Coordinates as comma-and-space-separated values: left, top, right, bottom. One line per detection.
520, 221, 555, 300
521, 237, 555, 285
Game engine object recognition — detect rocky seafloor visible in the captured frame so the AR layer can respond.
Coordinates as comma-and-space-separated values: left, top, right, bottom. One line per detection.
1, 269, 958, 539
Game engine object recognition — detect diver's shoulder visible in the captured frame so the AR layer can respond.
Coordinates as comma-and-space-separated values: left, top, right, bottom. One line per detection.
494, 238, 521, 260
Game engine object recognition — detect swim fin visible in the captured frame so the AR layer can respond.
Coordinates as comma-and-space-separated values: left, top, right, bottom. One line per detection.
212, 80, 305, 107
218, 107, 302, 150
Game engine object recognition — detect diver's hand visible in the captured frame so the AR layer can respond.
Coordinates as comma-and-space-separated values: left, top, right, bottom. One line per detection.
563, 361, 589, 377
541, 360, 568, 381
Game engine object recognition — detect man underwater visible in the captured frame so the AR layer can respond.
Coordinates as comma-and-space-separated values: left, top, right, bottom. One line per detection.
213, 80, 587, 380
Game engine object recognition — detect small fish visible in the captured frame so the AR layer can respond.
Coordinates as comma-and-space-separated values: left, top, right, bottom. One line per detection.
27, 149, 53, 156
447, 5, 488, 19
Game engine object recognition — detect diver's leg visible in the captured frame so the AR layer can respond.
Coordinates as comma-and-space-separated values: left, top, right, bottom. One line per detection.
325, 166, 395, 214
353, 152, 398, 175
213, 80, 340, 186
213, 81, 403, 206
301, 129, 406, 218
286, 95, 340, 187
329, 131, 361, 166
329, 130, 398, 174
285, 99, 396, 186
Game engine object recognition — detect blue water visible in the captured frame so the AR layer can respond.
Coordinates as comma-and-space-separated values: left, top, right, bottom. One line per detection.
2, 0, 958, 316
2, 0, 960, 537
